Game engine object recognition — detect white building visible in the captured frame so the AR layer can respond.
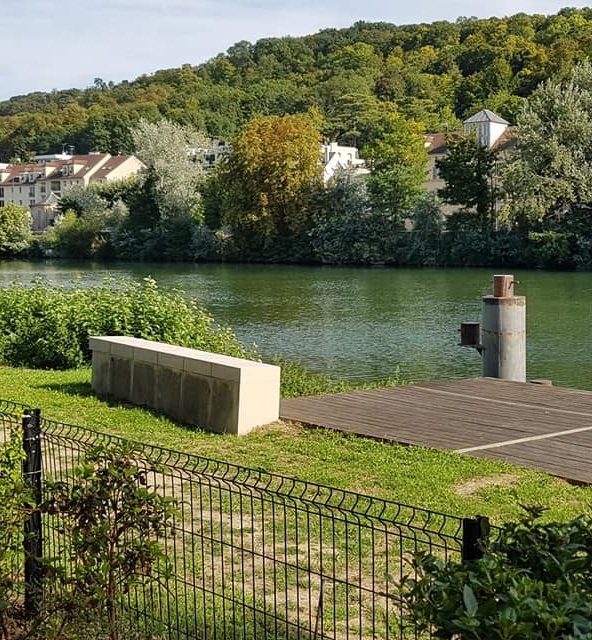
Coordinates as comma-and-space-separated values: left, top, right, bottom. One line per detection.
463, 109, 510, 148
322, 142, 369, 184
0, 153, 144, 231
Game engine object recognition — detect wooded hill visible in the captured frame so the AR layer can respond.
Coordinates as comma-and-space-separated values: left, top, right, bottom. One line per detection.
2, 7, 592, 161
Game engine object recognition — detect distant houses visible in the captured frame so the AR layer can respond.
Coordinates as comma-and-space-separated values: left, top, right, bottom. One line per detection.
322, 142, 369, 184
0, 153, 143, 231
1, 110, 515, 235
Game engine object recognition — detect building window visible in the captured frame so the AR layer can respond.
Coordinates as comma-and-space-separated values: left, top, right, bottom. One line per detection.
29, 188, 35, 197
0, 187, 4, 197
50, 181, 61, 192
40, 184, 46, 194
0, 200, 4, 207
29, 199, 35, 206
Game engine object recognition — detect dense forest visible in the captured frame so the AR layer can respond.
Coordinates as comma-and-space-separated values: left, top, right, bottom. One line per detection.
2, 7, 592, 160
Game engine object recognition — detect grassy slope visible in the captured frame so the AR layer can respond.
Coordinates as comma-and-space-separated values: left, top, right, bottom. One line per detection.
2, 364, 591, 524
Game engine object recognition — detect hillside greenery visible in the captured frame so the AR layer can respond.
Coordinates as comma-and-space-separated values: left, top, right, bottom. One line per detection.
2, 8, 592, 160
3, 9, 592, 268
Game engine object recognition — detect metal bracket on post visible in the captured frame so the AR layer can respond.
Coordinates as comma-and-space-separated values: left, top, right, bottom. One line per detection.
22, 408, 43, 617
458, 322, 483, 354
462, 515, 490, 562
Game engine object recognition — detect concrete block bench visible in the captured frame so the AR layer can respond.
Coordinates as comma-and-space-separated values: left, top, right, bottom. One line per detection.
89, 336, 281, 435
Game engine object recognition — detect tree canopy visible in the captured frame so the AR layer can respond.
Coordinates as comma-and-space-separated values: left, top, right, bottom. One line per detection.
0, 203, 32, 255
219, 112, 323, 256
502, 60, 592, 230
2, 8, 592, 159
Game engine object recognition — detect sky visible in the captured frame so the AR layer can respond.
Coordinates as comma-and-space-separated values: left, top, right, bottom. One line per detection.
1, 0, 590, 100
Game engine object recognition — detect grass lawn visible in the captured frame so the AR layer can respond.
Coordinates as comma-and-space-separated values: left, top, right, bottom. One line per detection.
2, 364, 591, 524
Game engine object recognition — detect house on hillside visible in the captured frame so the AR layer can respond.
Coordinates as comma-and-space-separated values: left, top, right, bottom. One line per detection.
0, 153, 144, 231
322, 142, 369, 184
424, 109, 516, 216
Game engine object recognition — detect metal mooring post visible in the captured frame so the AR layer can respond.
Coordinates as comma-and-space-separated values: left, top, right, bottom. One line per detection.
462, 515, 490, 562
459, 274, 526, 382
481, 275, 526, 382
22, 408, 43, 617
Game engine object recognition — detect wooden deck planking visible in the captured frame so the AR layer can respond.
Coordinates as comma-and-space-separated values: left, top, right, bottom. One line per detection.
280, 378, 592, 484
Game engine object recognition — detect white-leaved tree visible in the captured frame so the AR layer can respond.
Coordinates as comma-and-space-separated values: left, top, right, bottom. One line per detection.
131, 118, 210, 218
501, 60, 592, 230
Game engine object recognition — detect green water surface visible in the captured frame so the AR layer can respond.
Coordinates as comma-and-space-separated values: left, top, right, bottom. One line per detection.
1, 261, 590, 389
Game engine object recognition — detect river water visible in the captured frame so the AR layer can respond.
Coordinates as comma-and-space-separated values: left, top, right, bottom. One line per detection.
1, 261, 591, 389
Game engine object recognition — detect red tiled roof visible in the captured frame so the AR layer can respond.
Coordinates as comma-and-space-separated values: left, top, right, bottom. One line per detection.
90, 155, 134, 181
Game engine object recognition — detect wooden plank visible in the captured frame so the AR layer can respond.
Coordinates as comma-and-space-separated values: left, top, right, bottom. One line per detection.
279, 378, 592, 484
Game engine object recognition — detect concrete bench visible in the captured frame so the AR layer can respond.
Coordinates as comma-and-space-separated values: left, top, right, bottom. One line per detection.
89, 336, 281, 435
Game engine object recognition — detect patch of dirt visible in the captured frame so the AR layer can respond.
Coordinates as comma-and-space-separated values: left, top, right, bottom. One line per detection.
454, 474, 519, 497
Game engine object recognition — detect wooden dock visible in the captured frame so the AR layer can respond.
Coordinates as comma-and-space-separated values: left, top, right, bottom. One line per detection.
280, 378, 592, 484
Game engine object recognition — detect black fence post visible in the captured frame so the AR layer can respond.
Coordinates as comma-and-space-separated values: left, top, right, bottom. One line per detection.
462, 515, 490, 562
22, 408, 43, 617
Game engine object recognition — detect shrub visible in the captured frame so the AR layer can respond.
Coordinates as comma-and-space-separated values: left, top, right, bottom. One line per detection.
0, 203, 32, 256
0, 278, 248, 369
276, 357, 402, 398
405, 507, 592, 639
528, 231, 572, 268
0, 423, 31, 640
42, 444, 176, 640
42, 210, 108, 259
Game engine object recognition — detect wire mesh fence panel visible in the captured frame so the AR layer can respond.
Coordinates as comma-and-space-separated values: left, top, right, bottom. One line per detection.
37, 417, 466, 640
0, 401, 480, 640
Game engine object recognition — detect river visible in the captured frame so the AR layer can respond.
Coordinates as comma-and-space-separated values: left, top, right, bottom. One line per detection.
1, 261, 591, 390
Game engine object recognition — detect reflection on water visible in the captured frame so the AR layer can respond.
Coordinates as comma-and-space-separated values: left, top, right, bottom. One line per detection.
1, 260, 591, 389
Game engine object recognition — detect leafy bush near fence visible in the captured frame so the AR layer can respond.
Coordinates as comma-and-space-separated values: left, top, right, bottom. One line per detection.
0, 424, 32, 640
405, 506, 592, 639
0, 278, 248, 369
41, 444, 176, 640
0, 438, 175, 640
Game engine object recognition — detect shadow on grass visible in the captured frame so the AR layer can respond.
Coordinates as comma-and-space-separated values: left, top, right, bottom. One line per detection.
38, 381, 94, 397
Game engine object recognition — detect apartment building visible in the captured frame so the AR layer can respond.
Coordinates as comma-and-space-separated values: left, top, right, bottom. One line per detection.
0, 153, 144, 231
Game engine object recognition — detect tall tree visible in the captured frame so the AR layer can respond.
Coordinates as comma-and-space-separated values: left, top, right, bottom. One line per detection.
364, 111, 427, 223
501, 60, 592, 230
0, 203, 32, 255
220, 112, 323, 255
131, 118, 210, 220
437, 133, 499, 230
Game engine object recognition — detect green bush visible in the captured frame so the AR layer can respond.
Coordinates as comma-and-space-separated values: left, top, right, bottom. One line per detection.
405, 507, 592, 639
0, 423, 32, 639
0, 278, 248, 370
42, 444, 176, 640
0, 203, 32, 256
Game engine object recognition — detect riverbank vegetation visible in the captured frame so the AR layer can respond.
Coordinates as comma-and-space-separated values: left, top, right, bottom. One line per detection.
2, 9, 592, 268
0, 278, 398, 397
5, 59, 592, 270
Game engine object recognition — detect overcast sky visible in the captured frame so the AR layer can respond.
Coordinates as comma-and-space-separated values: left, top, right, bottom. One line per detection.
0, 1, 589, 100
